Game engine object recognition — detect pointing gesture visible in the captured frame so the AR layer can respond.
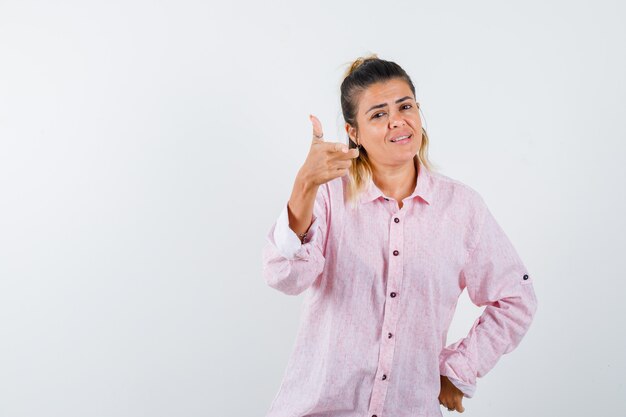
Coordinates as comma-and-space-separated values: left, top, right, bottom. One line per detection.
310, 114, 349, 153
287, 114, 360, 242
298, 114, 359, 187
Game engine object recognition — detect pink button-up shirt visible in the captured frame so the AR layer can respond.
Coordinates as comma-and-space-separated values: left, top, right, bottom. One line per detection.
261, 158, 538, 417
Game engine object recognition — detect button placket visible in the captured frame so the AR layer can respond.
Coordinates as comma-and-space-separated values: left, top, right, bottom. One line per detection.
367, 210, 406, 416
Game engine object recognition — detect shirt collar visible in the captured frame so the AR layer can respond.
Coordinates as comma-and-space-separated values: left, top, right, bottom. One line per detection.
359, 156, 433, 205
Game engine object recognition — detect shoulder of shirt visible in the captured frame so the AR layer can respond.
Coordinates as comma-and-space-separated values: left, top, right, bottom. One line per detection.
428, 169, 486, 207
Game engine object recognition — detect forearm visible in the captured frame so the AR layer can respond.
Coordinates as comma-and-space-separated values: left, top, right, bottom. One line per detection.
288, 175, 319, 237
439, 284, 537, 387
262, 183, 328, 295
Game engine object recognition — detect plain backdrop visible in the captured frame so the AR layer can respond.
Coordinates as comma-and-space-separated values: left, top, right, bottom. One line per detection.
1, 0, 625, 416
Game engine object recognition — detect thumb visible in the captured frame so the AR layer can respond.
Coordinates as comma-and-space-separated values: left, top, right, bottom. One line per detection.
309, 114, 324, 143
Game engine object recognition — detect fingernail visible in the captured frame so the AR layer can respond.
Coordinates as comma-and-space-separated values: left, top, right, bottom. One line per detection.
342, 147, 348, 153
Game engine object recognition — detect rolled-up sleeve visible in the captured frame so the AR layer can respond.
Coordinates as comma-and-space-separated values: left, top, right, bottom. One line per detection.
439, 195, 538, 398
261, 184, 329, 296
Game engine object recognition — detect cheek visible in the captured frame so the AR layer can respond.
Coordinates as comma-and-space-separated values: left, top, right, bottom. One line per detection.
411, 130, 422, 147
365, 126, 386, 143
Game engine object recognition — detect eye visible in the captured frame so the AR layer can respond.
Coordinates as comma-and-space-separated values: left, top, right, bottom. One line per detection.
401, 104, 412, 110
372, 112, 386, 119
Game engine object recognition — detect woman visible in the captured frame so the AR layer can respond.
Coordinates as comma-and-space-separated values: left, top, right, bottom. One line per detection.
261, 55, 537, 417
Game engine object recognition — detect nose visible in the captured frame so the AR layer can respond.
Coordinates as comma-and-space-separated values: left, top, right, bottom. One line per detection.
390, 116, 406, 128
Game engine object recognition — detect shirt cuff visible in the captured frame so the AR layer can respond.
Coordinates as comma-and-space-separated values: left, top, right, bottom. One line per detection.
440, 346, 477, 398
446, 376, 475, 399
273, 202, 319, 260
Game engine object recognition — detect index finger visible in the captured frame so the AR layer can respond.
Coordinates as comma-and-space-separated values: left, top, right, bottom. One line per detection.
455, 397, 465, 413
329, 142, 349, 153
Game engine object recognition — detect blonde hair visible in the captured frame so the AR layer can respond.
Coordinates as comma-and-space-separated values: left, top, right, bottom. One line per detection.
339, 54, 436, 208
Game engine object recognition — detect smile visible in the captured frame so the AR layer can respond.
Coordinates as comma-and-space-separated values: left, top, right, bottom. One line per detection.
390, 134, 412, 144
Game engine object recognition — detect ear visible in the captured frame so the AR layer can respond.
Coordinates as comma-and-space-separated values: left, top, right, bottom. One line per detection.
345, 123, 358, 142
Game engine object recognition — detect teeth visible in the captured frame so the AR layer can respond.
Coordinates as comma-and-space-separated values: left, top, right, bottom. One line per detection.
391, 135, 410, 142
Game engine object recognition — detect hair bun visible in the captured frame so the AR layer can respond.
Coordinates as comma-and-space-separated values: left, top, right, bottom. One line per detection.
344, 53, 379, 78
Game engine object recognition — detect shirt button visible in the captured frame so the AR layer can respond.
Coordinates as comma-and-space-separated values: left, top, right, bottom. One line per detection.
382, 374, 387, 380
388, 332, 393, 338
390, 292, 397, 298
393, 250, 399, 256
523, 274, 529, 280
394, 217, 400, 223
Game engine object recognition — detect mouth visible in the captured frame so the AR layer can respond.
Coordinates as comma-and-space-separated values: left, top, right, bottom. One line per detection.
389, 133, 412, 144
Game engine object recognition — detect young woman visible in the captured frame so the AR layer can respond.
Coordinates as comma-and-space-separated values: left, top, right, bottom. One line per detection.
262, 55, 537, 417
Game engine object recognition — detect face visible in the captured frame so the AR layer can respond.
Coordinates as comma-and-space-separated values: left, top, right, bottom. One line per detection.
345, 78, 422, 168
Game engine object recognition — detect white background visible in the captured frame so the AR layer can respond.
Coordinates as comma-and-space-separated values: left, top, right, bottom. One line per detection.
1, 0, 625, 416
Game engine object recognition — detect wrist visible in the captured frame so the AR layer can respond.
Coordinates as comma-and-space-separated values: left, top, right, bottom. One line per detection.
294, 174, 318, 196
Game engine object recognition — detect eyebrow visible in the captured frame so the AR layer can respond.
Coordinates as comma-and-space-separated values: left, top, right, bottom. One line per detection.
365, 96, 414, 115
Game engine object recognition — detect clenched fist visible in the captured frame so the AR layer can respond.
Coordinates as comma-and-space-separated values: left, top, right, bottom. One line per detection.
439, 375, 465, 413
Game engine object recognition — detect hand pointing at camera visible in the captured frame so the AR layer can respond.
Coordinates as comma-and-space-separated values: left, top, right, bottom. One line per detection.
299, 114, 359, 187
286, 114, 359, 241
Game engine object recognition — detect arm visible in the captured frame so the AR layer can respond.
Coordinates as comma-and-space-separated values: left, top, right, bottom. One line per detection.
439, 195, 538, 398
261, 183, 329, 296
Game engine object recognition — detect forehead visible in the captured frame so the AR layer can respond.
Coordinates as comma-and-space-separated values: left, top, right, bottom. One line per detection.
358, 79, 414, 109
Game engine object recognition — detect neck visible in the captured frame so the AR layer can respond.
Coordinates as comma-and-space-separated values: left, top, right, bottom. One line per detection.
371, 157, 418, 199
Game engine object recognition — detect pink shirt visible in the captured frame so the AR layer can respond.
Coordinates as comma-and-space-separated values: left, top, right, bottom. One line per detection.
261, 158, 538, 417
